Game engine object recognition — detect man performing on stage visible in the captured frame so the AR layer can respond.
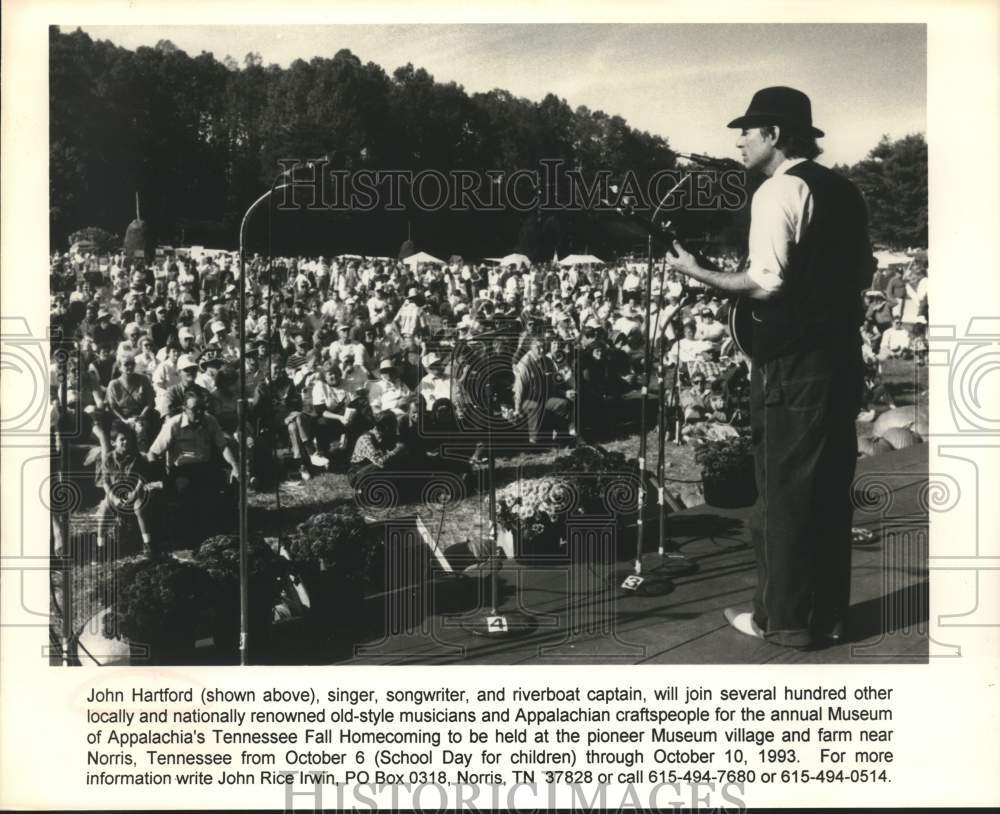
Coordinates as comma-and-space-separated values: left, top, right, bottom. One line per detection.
667, 86, 870, 648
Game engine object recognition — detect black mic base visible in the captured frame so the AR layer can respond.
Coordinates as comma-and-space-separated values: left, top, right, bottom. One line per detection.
461, 610, 539, 638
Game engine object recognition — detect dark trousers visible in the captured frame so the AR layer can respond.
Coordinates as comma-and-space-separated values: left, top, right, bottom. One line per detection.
749, 343, 863, 647
521, 396, 573, 442
171, 461, 234, 550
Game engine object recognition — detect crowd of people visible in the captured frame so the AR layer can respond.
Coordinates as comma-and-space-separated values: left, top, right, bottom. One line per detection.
48, 246, 928, 554
860, 262, 930, 408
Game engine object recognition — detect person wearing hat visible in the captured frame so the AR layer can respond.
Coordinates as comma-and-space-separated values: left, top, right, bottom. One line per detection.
418, 351, 453, 413
149, 303, 175, 350
91, 308, 123, 349
393, 287, 425, 338
284, 331, 313, 378
157, 322, 198, 363
165, 353, 217, 417
195, 348, 226, 391
367, 358, 412, 420
667, 86, 871, 649
863, 288, 893, 332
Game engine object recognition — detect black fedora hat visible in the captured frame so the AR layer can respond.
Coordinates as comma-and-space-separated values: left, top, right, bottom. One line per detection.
727, 86, 824, 138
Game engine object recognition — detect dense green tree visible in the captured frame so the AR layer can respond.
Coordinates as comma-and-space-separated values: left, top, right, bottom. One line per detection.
834, 133, 927, 249
49, 27, 926, 260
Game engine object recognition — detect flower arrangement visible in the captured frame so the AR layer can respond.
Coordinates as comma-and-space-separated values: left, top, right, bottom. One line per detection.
100, 555, 210, 655
694, 432, 757, 508
285, 507, 383, 589
551, 444, 642, 516
693, 432, 753, 479
496, 475, 578, 548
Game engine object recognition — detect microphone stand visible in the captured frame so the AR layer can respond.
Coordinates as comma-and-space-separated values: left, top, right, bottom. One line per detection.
459, 373, 537, 638
614, 170, 699, 596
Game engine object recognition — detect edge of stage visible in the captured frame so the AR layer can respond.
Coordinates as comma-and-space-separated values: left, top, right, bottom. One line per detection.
346, 443, 929, 666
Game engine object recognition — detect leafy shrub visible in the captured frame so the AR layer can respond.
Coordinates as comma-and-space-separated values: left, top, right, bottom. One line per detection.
68, 226, 119, 253
194, 535, 289, 641
286, 508, 383, 589
551, 444, 643, 516
101, 555, 209, 647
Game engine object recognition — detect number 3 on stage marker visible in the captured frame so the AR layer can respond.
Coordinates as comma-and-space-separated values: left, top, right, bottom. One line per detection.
621, 575, 644, 591
486, 615, 508, 633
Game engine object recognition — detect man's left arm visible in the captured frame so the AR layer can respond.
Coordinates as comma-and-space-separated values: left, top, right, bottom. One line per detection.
671, 175, 809, 301
208, 415, 240, 478
668, 242, 774, 300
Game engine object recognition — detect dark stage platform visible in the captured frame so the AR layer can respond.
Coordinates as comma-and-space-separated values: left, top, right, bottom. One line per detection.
346, 444, 929, 665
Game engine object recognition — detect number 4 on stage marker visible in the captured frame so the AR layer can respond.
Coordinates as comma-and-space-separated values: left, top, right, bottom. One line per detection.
486, 615, 509, 633
621, 575, 644, 591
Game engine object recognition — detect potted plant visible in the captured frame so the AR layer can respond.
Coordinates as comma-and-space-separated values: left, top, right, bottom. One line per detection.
194, 535, 290, 656
694, 433, 757, 508
496, 475, 579, 561
285, 508, 384, 627
551, 444, 648, 517
98, 555, 211, 665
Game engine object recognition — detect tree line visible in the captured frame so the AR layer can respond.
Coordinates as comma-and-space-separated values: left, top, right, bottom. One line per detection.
50, 27, 926, 259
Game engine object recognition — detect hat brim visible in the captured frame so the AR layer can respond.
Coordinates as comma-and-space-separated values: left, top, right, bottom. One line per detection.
727, 113, 824, 138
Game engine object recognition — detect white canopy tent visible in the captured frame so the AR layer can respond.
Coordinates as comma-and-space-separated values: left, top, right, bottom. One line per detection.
401, 251, 445, 266
497, 252, 532, 267
874, 250, 912, 269
558, 253, 605, 267
337, 253, 393, 263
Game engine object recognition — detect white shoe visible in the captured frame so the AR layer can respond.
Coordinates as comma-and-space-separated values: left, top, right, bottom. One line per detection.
309, 453, 329, 468
723, 608, 764, 640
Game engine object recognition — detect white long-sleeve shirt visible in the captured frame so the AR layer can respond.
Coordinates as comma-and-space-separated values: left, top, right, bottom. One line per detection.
746, 158, 814, 294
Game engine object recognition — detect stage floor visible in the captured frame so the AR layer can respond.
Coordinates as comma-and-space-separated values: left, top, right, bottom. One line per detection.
347, 444, 929, 665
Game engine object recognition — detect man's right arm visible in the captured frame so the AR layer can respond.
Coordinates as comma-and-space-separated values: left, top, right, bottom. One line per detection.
512, 360, 527, 412
147, 417, 174, 460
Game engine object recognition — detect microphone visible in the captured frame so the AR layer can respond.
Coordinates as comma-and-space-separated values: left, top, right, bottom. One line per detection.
676, 152, 744, 170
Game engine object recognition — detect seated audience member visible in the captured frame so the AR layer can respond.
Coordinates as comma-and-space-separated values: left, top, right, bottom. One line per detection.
671, 319, 714, 364
165, 354, 216, 417
146, 392, 239, 549
104, 351, 158, 451
695, 307, 727, 344
251, 359, 318, 481
367, 359, 413, 420
304, 362, 352, 455
512, 335, 576, 443
92, 421, 159, 558
418, 352, 452, 410
152, 342, 183, 417
133, 335, 159, 377
879, 316, 912, 360
348, 410, 410, 488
